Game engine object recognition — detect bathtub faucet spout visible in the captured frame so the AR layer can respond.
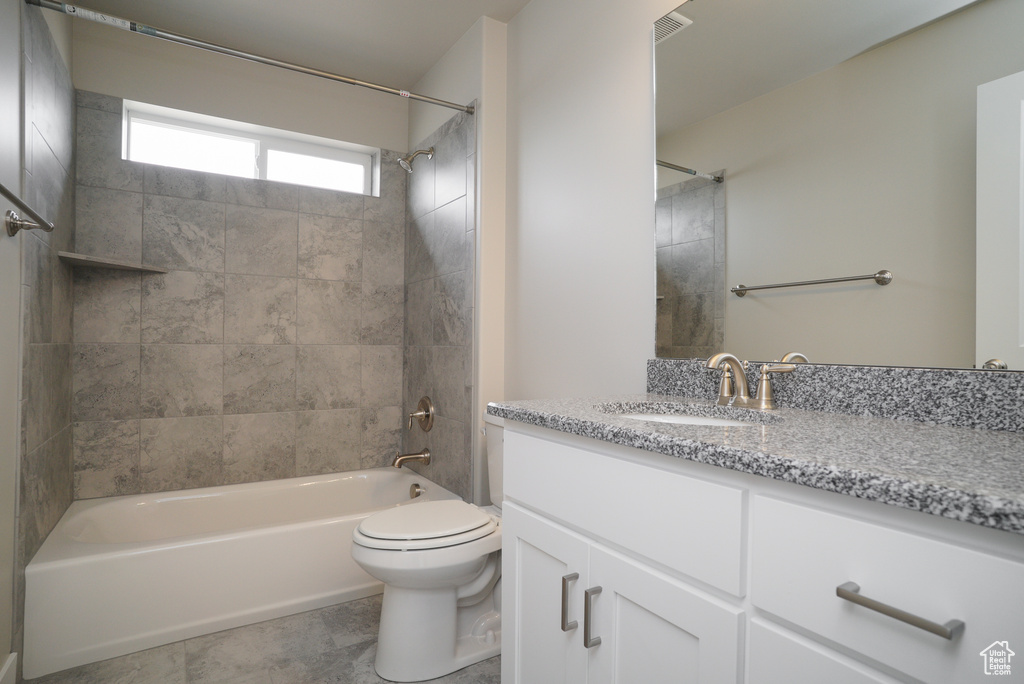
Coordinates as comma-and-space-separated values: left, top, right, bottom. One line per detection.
392, 448, 431, 468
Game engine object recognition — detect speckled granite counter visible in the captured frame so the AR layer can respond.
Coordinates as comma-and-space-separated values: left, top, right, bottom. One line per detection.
486, 395, 1024, 535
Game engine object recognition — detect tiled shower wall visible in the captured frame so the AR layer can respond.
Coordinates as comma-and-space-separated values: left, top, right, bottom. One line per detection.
402, 110, 476, 502
655, 175, 725, 358
16, 5, 76, 676
71, 90, 409, 498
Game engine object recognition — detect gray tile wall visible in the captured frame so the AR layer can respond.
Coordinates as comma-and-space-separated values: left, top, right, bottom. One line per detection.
16, 6, 76, 679
71, 90, 408, 499
401, 110, 476, 501
655, 176, 726, 358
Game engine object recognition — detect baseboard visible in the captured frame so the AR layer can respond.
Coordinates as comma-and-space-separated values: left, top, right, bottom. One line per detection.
0, 653, 16, 684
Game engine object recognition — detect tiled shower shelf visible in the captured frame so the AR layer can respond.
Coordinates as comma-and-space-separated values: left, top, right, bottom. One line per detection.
58, 251, 168, 273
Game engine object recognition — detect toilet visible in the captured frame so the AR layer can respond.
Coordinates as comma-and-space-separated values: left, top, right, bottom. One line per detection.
351, 413, 505, 682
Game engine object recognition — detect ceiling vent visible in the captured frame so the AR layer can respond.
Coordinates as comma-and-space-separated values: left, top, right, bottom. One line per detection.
655, 11, 692, 44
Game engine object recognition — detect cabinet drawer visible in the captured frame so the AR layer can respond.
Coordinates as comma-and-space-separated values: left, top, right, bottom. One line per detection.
504, 429, 745, 595
751, 495, 1024, 683
749, 620, 898, 684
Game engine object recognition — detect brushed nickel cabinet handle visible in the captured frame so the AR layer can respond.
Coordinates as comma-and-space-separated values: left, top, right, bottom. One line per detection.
561, 573, 578, 632
584, 586, 602, 648
836, 581, 965, 640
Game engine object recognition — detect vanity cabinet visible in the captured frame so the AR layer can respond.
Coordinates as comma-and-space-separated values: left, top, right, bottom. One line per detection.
501, 428, 743, 683
503, 503, 741, 684
500, 421, 1024, 684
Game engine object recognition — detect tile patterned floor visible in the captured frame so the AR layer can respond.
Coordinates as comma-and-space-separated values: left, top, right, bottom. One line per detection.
27, 595, 501, 684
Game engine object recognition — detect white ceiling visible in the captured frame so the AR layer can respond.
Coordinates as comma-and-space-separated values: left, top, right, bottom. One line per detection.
71, 0, 533, 90
656, 0, 983, 136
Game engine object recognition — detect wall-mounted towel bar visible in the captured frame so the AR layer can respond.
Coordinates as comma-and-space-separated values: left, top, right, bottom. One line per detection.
1, 181, 54, 236
732, 270, 892, 297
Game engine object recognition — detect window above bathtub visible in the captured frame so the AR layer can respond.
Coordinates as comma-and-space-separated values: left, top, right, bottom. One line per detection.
122, 100, 378, 195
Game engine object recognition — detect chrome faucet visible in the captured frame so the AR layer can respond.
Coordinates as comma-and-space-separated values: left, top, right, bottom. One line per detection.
780, 351, 808, 363
705, 353, 752, 407
392, 448, 431, 468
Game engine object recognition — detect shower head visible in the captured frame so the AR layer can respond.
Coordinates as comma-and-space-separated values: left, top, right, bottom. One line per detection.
398, 147, 434, 173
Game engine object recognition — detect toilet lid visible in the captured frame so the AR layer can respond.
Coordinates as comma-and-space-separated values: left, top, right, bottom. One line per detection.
358, 500, 493, 542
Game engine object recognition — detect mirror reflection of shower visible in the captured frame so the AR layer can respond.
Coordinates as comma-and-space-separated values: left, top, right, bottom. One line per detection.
398, 147, 434, 173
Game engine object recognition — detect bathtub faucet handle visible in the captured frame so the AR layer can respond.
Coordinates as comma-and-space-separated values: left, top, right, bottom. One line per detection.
407, 397, 435, 432
392, 448, 431, 468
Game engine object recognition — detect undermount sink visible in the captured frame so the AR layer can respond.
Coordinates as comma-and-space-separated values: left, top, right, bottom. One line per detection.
618, 413, 754, 427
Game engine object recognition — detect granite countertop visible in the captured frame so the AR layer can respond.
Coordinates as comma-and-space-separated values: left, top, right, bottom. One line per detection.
487, 394, 1024, 535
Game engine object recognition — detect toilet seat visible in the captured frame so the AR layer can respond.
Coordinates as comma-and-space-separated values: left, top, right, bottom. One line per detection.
354, 500, 498, 551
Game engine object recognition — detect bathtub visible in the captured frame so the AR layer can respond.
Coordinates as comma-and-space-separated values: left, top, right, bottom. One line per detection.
23, 468, 459, 679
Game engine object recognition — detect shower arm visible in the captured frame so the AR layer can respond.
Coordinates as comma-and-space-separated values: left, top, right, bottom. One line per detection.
26, 0, 475, 115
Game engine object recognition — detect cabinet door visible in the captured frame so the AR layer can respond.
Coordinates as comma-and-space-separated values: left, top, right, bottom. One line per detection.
587, 546, 742, 684
502, 502, 591, 684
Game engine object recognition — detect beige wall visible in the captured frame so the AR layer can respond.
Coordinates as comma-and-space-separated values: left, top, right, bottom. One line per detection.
40, 8, 71, 70
72, 20, 409, 152
658, 0, 1024, 368
504, 0, 675, 399
408, 19, 484, 151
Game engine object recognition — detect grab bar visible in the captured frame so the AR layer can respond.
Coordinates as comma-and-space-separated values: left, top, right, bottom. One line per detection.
732, 270, 892, 297
1, 181, 54, 236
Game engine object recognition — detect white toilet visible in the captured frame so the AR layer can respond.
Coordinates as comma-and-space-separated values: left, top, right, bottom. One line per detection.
351, 414, 505, 682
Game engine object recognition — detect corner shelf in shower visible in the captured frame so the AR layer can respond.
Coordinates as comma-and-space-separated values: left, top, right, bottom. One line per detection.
57, 251, 168, 274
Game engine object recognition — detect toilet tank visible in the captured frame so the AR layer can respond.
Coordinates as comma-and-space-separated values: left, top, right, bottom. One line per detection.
483, 413, 504, 507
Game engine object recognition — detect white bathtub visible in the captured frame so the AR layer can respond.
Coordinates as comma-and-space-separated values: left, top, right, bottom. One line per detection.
24, 468, 459, 679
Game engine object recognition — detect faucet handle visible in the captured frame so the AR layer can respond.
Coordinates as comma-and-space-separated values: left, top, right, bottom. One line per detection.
754, 363, 796, 410
407, 396, 435, 432
717, 367, 735, 403
762, 362, 796, 374
715, 360, 748, 402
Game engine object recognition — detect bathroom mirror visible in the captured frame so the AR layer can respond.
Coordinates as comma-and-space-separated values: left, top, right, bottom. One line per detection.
654, 0, 1024, 370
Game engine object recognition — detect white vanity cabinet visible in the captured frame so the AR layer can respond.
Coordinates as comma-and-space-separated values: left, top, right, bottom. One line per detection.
503, 502, 742, 684
501, 427, 744, 683
500, 421, 1024, 684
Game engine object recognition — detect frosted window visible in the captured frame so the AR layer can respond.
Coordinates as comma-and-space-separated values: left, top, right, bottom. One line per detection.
128, 119, 258, 178
267, 149, 365, 194
123, 101, 377, 196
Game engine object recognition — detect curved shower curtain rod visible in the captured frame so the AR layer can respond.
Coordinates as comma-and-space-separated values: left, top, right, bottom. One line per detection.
26, 0, 475, 115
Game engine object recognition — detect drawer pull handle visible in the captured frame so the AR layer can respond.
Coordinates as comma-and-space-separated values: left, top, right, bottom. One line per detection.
836, 581, 965, 640
561, 573, 579, 632
584, 586, 602, 648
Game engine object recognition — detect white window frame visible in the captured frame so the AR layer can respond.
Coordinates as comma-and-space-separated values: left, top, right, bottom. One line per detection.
123, 100, 378, 196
